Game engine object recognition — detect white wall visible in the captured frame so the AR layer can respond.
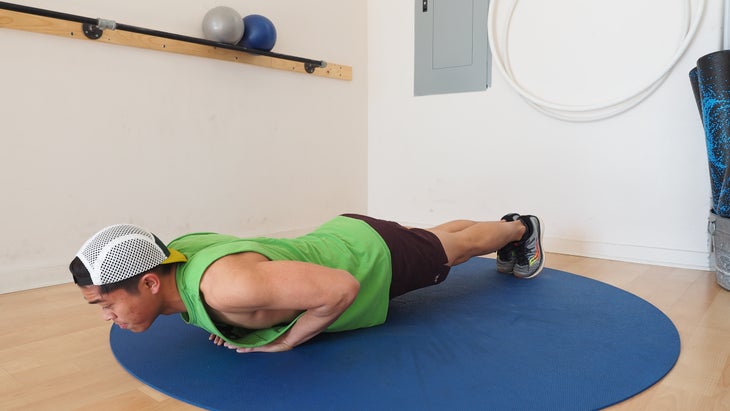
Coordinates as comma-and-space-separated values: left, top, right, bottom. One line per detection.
368, 0, 721, 269
2, 1, 720, 293
0, 0, 367, 293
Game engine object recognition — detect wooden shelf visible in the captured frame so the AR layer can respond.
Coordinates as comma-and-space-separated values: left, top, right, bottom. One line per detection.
0, 6, 352, 81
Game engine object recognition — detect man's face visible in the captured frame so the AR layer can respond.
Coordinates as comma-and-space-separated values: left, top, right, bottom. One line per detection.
80, 284, 158, 332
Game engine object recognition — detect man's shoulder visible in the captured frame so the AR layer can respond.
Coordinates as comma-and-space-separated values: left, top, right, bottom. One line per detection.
209, 251, 270, 271
198, 253, 266, 307
169, 232, 238, 250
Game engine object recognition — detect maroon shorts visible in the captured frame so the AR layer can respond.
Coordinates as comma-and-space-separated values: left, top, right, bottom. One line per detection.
342, 214, 451, 298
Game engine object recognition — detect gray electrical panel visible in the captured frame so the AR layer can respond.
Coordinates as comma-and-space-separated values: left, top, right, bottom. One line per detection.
414, 0, 491, 96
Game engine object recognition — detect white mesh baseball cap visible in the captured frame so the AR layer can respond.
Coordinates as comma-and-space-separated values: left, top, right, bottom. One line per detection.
70, 224, 187, 286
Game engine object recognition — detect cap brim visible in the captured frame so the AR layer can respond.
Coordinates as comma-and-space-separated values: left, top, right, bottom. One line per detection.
162, 248, 187, 264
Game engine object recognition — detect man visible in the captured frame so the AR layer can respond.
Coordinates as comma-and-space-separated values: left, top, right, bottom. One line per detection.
70, 213, 543, 353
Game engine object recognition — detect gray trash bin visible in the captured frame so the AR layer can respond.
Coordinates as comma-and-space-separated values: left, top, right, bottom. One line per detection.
709, 211, 730, 290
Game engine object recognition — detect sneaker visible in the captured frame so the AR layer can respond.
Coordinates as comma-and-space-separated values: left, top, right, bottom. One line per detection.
513, 215, 545, 279
496, 213, 521, 274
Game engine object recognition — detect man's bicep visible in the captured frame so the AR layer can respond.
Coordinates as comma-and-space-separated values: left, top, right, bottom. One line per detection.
251, 261, 358, 309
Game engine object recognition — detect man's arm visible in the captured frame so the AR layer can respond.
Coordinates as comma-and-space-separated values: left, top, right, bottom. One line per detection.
200, 255, 360, 352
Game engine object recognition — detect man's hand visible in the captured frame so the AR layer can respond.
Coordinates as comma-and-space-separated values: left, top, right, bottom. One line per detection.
209, 333, 292, 353
226, 340, 292, 353
209, 334, 226, 346
209, 334, 292, 353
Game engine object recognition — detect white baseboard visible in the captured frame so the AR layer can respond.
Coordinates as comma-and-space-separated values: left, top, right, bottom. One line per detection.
545, 236, 711, 271
0, 264, 69, 294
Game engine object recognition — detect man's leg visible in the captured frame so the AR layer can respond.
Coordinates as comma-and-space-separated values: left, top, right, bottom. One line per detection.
426, 215, 544, 278
428, 219, 478, 233
426, 220, 525, 266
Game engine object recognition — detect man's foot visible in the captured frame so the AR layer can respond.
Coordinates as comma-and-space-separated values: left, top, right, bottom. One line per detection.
513, 215, 545, 279
496, 213, 521, 274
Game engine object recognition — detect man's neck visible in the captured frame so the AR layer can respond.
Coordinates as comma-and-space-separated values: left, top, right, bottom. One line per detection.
159, 264, 187, 315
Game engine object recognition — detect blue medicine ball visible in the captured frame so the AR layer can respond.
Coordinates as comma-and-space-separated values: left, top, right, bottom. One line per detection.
237, 14, 277, 51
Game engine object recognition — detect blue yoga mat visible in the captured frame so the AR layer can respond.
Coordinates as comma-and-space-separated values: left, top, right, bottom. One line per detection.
110, 258, 680, 411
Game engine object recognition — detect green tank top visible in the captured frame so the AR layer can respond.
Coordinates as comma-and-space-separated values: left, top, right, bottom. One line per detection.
169, 216, 392, 348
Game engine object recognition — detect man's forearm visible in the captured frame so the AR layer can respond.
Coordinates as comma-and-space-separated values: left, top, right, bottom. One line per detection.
279, 307, 348, 348
231, 307, 349, 353
280, 277, 360, 348
233, 284, 359, 353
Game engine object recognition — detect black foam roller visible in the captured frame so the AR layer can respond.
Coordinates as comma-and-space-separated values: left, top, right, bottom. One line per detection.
692, 51, 730, 216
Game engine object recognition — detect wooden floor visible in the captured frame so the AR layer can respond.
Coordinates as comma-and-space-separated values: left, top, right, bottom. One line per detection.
1, 253, 729, 410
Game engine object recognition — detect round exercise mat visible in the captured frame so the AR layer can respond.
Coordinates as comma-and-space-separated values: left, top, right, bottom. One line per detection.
110, 257, 680, 410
